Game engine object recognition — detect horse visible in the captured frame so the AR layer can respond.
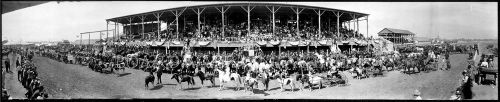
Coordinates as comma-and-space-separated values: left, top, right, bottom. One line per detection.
194, 70, 216, 87
295, 73, 309, 91
306, 75, 323, 91
353, 67, 368, 79
243, 72, 259, 93
144, 73, 155, 89
257, 71, 271, 91
276, 71, 296, 92
215, 68, 242, 91
297, 72, 324, 91
171, 72, 195, 90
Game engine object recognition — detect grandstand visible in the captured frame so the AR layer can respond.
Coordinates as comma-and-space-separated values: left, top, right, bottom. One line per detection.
103, 3, 376, 53
377, 28, 415, 44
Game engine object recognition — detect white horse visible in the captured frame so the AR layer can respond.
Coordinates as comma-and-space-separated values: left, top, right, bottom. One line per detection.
215, 67, 242, 91
276, 71, 296, 92
244, 72, 258, 93
306, 73, 324, 91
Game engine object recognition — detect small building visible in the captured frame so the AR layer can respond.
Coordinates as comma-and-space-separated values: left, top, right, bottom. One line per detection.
377, 28, 415, 44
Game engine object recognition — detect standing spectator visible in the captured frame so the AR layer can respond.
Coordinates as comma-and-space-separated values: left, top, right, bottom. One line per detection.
4, 58, 10, 73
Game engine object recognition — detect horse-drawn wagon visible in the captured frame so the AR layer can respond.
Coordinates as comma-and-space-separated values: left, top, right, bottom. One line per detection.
477, 66, 498, 85
321, 71, 349, 87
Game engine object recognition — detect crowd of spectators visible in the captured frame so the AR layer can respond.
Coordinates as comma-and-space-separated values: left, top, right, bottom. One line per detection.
2, 47, 48, 100
123, 22, 367, 43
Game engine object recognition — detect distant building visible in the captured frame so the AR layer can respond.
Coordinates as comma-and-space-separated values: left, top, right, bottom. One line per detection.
377, 28, 415, 44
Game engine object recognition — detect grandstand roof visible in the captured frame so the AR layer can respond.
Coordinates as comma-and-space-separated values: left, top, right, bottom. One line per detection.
106, 3, 369, 24
377, 28, 415, 36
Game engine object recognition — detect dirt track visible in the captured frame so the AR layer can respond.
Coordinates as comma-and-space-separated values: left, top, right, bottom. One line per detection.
15, 53, 491, 99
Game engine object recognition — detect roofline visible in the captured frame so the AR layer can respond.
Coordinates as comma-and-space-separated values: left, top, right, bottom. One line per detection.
377, 28, 415, 35
106, 3, 370, 22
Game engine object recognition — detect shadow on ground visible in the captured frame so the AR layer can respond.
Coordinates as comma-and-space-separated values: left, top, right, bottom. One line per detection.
150, 85, 164, 90
252, 89, 270, 96
117, 73, 132, 77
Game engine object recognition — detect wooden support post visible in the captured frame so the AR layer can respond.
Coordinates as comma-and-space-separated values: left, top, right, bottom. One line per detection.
290, 6, 305, 36
153, 12, 164, 40
117, 22, 119, 40
333, 11, 343, 38
313, 9, 326, 36
348, 20, 350, 32
215, 6, 231, 38
114, 22, 117, 41
242, 5, 256, 36
349, 14, 357, 38
366, 16, 369, 38
192, 7, 206, 38
138, 16, 145, 40
106, 21, 109, 42
171, 7, 187, 39
165, 17, 168, 38
266, 6, 281, 35
356, 17, 359, 37
99, 32, 102, 41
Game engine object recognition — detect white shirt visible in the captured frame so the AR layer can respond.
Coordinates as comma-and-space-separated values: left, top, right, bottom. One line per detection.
259, 63, 266, 72
481, 61, 489, 67
251, 62, 259, 71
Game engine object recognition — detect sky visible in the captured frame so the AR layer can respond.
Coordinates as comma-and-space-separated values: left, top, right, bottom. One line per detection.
2, 1, 498, 42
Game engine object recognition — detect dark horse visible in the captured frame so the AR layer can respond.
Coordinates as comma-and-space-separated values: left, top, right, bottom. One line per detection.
171, 73, 195, 90
195, 70, 216, 87
145, 72, 155, 89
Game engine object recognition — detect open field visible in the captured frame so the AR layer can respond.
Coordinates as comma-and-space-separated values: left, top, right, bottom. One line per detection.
4, 53, 496, 99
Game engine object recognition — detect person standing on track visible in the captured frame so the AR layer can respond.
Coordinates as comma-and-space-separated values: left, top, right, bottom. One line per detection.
4, 56, 11, 73
156, 60, 164, 85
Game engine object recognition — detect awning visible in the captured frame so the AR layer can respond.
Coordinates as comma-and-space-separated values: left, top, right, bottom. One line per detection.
279, 40, 291, 48
269, 40, 280, 45
145, 41, 153, 46
318, 40, 328, 45
310, 41, 320, 48
171, 41, 182, 45
299, 40, 310, 46
289, 41, 300, 46
348, 40, 357, 45
257, 41, 267, 46
198, 41, 211, 46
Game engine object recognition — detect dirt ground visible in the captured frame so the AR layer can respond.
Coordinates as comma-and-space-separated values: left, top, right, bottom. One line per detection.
3, 41, 497, 99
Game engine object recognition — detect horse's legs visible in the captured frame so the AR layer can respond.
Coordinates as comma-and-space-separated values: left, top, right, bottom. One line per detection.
210, 78, 215, 87
159, 74, 162, 84
319, 81, 323, 89
280, 80, 284, 92
191, 77, 195, 86
199, 77, 205, 86
218, 80, 223, 90
237, 77, 242, 91
265, 79, 269, 91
